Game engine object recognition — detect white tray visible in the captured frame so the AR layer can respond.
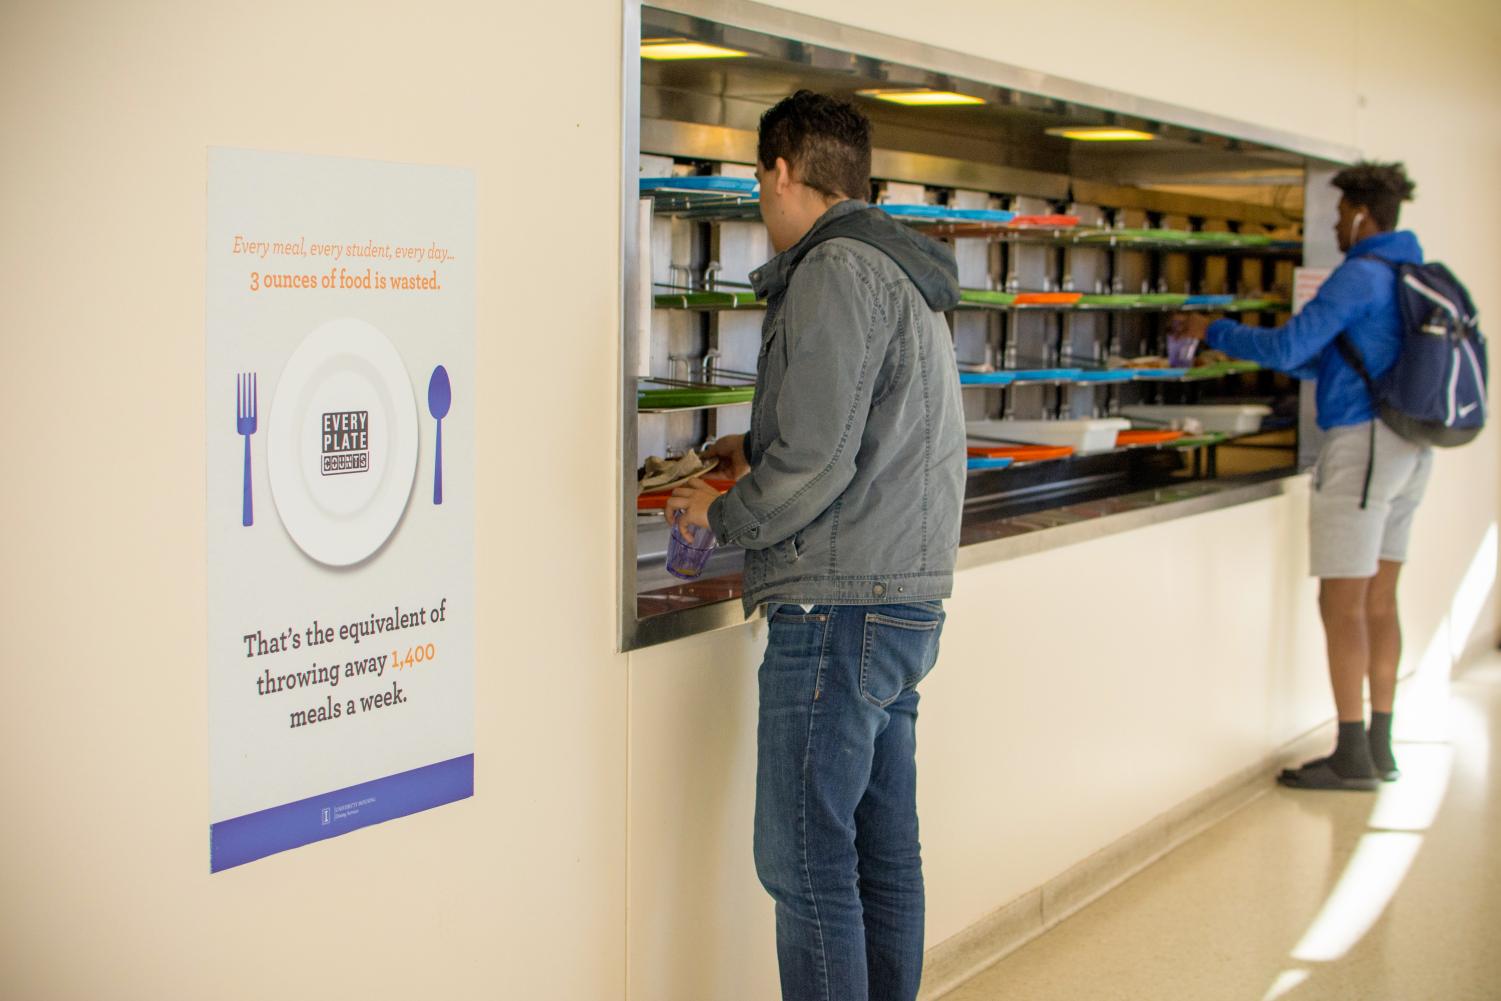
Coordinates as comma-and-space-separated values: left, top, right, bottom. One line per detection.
967, 418, 1129, 453
1119, 404, 1271, 434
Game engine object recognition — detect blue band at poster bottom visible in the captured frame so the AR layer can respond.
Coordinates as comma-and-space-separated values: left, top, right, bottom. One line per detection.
210, 754, 474, 872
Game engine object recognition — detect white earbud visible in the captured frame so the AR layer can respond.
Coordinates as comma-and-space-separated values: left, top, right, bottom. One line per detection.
1348, 210, 1365, 245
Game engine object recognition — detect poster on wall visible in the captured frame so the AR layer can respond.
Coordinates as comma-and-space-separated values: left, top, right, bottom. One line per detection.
206, 148, 475, 872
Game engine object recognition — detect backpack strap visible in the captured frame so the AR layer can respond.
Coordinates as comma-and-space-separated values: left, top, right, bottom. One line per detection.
1334, 335, 1378, 510
1327, 253, 1405, 511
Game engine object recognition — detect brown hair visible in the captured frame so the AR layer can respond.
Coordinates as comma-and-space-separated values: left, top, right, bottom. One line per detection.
757, 90, 872, 200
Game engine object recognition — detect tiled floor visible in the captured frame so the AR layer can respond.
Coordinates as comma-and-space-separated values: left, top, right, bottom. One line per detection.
942, 656, 1501, 1001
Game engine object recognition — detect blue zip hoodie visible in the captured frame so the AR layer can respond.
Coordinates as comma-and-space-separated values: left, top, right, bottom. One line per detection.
1206, 230, 1423, 429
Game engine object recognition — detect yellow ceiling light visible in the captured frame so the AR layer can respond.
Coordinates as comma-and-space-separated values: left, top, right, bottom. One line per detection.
1045, 126, 1157, 142
857, 88, 986, 107
641, 38, 749, 60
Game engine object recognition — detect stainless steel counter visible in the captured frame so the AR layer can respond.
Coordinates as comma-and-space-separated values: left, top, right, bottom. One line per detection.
628, 470, 1301, 649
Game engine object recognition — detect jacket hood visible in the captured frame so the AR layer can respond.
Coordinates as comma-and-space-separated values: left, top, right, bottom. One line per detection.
751, 200, 961, 311
1348, 229, 1423, 264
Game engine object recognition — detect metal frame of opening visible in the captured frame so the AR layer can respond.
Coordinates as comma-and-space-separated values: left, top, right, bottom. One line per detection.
618, 0, 1356, 651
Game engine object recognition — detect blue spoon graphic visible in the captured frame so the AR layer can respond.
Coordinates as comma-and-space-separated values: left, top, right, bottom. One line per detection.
428, 365, 451, 505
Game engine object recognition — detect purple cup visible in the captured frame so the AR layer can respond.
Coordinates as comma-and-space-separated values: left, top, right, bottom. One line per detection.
1167, 333, 1200, 369
666, 511, 717, 579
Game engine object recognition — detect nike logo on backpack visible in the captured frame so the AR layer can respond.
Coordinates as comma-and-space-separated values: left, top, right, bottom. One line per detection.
1459, 402, 1480, 418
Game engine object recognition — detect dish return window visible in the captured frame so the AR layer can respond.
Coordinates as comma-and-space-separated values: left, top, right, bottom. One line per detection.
619, 1, 1347, 650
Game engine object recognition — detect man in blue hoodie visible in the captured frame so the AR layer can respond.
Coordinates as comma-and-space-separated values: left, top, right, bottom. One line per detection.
1172, 162, 1429, 791
666, 92, 966, 1000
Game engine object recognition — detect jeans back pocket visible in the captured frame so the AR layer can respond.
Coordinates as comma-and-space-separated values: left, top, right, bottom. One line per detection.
859, 608, 943, 709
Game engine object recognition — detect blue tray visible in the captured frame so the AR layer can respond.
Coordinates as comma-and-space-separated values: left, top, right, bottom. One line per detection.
1073, 370, 1136, 384
639, 176, 759, 193
881, 204, 1017, 223
1183, 294, 1234, 307
1012, 368, 1083, 382
959, 371, 1018, 386
946, 208, 1016, 222
966, 457, 1015, 471
1131, 368, 1189, 380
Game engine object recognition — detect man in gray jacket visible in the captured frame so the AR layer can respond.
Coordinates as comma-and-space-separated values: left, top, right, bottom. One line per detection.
666, 90, 966, 1001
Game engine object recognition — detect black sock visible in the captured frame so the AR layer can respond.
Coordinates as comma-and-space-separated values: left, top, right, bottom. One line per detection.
1329, 720, 1377, 778
1369, 712, 1397, 774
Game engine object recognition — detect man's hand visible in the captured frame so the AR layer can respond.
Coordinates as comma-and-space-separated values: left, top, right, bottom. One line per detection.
702, 434, 752, 481
1168, 312, 1213, 341
664, 478, 720, 536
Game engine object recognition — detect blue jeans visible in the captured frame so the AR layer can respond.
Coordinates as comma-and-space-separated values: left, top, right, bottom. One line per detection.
754, 601, 946, 1001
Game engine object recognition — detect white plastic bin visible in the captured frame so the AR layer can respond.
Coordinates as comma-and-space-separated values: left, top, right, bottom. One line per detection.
1119, 404, 1271, 434
966, 418, 1129, 453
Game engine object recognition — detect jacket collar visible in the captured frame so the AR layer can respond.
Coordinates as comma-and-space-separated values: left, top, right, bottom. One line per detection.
750, 199, 866, 301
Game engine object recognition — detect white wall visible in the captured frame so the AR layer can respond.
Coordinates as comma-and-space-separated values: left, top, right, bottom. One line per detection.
2, 1, 628, 999
628, 489, 1327, 997
2, 1, 1497, 1000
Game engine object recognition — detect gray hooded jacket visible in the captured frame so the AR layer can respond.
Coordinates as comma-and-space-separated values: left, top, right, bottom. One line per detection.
707, 199, 967, 615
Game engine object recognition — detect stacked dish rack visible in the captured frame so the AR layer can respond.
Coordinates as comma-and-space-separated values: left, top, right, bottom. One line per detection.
636, 173, 1298, 475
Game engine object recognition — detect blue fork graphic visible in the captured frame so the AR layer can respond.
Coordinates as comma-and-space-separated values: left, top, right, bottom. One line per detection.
236, 373, 257, 526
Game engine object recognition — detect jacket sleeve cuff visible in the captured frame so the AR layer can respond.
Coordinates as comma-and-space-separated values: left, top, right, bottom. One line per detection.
1205, 318, 1237, 351
708, 489, 764, 548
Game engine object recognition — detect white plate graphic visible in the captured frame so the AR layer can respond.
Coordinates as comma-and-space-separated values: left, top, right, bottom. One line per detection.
267, 317, 417, 566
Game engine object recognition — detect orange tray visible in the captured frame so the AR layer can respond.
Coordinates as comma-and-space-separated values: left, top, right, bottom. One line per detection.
1013, 292, 1083, 305
1116, 429, 1184, 446
966, 444, 1075, 463
1008, 214, 1081, 228
637, 478, 737, 510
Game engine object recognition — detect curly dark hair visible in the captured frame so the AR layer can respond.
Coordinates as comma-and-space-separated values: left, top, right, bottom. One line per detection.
757, 90, 872, 200
1332, 161, 1416, 231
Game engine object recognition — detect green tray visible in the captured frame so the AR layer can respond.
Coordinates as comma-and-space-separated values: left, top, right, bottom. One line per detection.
1077, 293, 1142, 307
1179, 231, 1275, 248
1078, 228, 1193, 244
1172, 433, 1229, 449
1180, 360, 1261, 381
959, 289, 1017, 306
1137, 293, 1189, 306
637, 386, 756, 410
1181, 231, 1238, 245
653, 291, 764, 309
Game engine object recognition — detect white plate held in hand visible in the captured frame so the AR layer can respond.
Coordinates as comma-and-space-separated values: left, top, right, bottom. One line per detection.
267, 317, 418, 566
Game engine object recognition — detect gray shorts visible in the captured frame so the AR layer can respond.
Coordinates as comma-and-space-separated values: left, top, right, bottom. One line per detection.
1310, 420, 1433, 579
